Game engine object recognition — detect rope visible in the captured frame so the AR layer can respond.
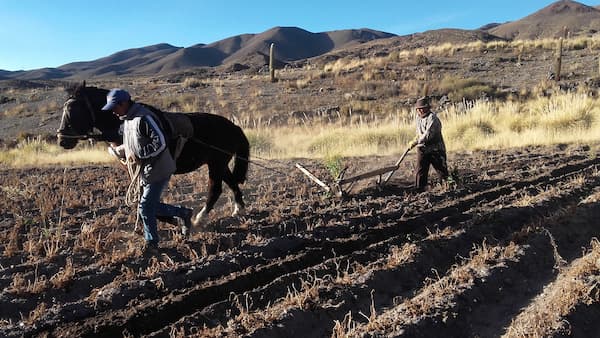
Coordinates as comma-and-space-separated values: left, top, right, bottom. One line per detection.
125, 159, 141, 206
56, 132, 103, 140
191, 137, 298, 178
124, 158, 142, 232
108, 145, 141, 206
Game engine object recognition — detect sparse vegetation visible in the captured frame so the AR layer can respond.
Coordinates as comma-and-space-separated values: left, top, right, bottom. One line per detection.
3, 14, 600, 337
1, 137, 600, 336
181, 77, 205, 89
504, 238, 600, 337
322, 154, 344, 179
0, 137, 111, 167
2, 89, 599, 163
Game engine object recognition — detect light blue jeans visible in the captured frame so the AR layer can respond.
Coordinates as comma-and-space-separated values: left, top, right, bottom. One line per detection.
138, 177, 187, 245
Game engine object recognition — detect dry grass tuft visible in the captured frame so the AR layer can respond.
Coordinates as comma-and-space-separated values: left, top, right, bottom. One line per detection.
50, 258, 75, 289
196, 273, 327, 336
386, 243, 419, 267
0, 137, 112, 167
8, 266, 49, 295
23, 302, 47, 326
331, 311, 355, 338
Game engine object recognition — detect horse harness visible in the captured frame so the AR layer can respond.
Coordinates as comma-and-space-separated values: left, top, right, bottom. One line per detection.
140, 104, 194, 161
57, 93, 103, 141
58, 94, 194, 161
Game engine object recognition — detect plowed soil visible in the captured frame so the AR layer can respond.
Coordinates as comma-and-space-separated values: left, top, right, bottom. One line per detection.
1, 143, 599, 337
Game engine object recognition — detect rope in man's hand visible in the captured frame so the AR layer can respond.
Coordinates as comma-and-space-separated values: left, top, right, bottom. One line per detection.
109, 145, 142, 231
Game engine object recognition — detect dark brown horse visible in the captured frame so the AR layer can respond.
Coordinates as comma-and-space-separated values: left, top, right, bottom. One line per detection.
57, 83, 250, 227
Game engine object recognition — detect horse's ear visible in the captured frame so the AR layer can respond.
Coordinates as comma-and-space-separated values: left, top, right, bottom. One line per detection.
82, 80, 86, 88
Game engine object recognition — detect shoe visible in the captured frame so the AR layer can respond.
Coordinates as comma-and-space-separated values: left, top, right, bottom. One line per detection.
143, 241, 160, 256
178, 207, 193, 237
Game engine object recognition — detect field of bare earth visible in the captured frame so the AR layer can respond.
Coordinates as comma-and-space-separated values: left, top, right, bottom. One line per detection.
1, 142, 599, 337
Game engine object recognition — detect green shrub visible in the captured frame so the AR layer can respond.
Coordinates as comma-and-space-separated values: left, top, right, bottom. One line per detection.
323, 154, 344, 179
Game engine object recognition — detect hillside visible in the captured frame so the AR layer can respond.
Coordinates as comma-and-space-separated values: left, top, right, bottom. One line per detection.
2, 2, 600, 336
4, 1, 600, 80
0, 27, 394, 80
4, 0, 600, 143
489, 0, 600, 39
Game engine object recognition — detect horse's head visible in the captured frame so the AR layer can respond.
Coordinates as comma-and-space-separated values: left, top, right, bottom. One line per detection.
57, 97, 94, 149
57, 82, 122, 149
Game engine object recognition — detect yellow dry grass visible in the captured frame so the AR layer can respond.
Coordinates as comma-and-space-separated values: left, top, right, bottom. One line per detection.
1, 90, 599, 167
0, 137, 112, 167
247, 90, 599, 159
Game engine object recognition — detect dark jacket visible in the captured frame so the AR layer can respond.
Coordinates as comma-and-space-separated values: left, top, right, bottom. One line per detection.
121, 103, 176, 183
415, 110, 446, 154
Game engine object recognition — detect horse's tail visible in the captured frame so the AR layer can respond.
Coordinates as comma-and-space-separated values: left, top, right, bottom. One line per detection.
232, 126, 250, 184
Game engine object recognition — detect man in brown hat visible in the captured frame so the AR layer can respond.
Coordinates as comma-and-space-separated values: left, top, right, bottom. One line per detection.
407, 96, 449, 191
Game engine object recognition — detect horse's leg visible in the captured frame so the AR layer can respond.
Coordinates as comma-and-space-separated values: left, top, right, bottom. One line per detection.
192, 163, 224, 227
223, 167, 245, 216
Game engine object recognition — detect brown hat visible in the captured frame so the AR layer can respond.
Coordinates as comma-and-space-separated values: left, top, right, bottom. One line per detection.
415, 96, 430, 109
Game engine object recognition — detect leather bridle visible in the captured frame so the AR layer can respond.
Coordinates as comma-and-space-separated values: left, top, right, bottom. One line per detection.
56, 93, 103, 141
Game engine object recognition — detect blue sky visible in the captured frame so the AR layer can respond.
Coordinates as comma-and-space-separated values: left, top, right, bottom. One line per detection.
0, 0, 596, 71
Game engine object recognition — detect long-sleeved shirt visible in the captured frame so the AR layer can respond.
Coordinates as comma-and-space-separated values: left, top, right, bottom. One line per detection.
121, 103, 175, 183
123, 105, 166, 160
415, 110, 446, 154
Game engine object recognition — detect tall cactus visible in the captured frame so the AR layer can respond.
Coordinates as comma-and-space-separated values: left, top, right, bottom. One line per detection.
269, 43, 276, 83
554, 37, 563, 81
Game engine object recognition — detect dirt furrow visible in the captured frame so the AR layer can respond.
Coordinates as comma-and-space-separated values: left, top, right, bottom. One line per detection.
1, 145, 598, 337
239, 172, 600, 337
503, 197, 600, 338
150, 158, 600, 336
35, 155, 598, 337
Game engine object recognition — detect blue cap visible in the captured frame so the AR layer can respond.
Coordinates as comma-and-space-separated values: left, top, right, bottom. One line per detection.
102, 88, 130, 111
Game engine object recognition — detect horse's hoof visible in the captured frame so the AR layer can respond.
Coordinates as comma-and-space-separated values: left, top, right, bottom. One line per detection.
181, 225, 191, 237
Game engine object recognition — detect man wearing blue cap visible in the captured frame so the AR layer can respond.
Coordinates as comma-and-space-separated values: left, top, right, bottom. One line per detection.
103, 88, 192, 255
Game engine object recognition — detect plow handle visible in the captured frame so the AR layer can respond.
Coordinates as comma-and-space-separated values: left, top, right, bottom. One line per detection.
381, 147, 412, 185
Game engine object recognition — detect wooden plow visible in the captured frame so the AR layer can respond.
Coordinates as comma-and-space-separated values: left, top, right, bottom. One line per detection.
295, 147, 412, 197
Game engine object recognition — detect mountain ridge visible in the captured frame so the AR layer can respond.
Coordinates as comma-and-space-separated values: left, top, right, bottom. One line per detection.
488, 0, 600, 39
4, 1, 600, 80
0, 27, 395, 80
